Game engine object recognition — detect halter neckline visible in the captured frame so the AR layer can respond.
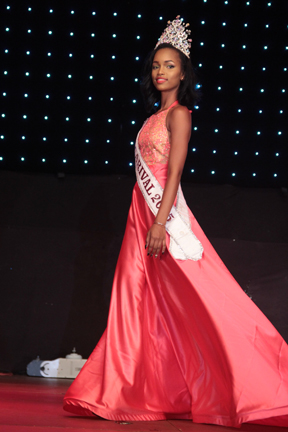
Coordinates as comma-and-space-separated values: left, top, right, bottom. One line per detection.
154, 100, 179, 115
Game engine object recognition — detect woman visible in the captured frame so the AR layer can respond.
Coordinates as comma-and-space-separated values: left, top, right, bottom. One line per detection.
63, 17, 288, 428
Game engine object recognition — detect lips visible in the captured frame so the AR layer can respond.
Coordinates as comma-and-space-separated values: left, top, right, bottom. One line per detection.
156, 78, 167, 84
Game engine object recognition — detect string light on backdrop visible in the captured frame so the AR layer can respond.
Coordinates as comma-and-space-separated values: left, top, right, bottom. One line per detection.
0, 1, 287, 186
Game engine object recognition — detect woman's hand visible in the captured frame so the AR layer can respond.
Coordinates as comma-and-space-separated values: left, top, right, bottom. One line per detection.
146, 223, 166, 258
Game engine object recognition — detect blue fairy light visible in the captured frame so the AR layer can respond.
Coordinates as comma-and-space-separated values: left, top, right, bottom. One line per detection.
0, 2, 284, 186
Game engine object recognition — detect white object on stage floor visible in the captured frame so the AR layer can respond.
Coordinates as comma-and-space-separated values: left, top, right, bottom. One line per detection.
26, 348, 87, 379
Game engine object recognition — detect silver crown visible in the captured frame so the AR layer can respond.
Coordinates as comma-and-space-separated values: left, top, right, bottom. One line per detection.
155, 15, 192, 58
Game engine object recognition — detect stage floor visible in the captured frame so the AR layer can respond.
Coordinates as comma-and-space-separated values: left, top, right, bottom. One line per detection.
0, 375, 286, 432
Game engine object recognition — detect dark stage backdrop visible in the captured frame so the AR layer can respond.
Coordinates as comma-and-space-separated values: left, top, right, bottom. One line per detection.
0, 170, 288, 373
0, 0, 287, 186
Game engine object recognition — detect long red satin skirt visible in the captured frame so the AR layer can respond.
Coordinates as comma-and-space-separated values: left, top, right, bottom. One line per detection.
63, 164, 288, 428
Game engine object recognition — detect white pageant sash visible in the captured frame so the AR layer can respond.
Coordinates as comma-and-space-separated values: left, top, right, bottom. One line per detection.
135, 126, 203, 261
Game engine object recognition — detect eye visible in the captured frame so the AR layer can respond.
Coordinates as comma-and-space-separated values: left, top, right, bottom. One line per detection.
152, 64, 159, 70
167, 65, 175, 69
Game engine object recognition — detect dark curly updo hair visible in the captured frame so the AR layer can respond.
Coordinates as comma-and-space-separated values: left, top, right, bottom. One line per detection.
140, 43, 201, 113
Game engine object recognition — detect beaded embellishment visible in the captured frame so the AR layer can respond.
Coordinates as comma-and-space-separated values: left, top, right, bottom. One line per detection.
138, 110, 171, 166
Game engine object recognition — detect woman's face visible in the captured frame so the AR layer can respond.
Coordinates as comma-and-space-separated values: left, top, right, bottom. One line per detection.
151, 47, 184, 94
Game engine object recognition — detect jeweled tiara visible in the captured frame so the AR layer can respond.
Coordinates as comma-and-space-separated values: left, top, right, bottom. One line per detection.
155, 15, 192, 58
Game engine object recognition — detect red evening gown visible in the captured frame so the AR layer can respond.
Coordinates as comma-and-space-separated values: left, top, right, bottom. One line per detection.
63, 102, 288, 428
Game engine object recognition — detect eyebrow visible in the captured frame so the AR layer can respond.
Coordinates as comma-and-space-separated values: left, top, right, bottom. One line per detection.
152, 60, 175, 63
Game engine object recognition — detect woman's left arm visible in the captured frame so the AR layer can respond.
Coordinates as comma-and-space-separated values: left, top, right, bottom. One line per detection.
146, 106, 191, 257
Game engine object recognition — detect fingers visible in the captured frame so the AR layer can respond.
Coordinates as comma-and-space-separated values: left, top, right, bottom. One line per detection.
162, 239, 166, 255
151, 240, 161, 258
158, 239, 166, 257
147, 239, 166, 258
146, 225, 166, 258
147, 237, 156, 256
145, 231, 151, 250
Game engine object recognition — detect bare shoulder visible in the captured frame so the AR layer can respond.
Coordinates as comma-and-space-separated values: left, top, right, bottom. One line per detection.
167, 104, 191, 130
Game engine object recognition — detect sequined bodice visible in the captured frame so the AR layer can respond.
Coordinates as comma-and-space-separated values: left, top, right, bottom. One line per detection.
138, 108, 171, 166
